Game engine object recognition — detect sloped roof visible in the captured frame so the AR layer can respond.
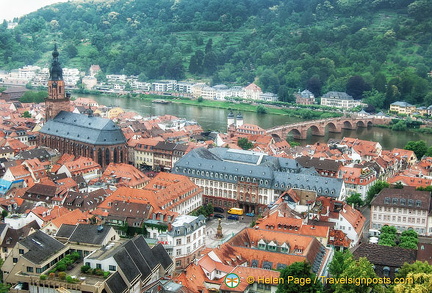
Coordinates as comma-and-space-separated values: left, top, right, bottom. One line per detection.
113, 248, 141, 283
39, 111, 126, 145
20, 230, 65, 264
105, 272, 128, 293
56, 224, 112, 245
174, 147, 344, 197
151, 243, 173, 270
353, 243, 416, 267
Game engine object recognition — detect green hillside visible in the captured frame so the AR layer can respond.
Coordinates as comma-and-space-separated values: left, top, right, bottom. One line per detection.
1, 0, 432, 107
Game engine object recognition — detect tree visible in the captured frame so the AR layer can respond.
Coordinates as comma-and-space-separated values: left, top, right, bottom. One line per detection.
96, 71, 107, 82
398, 229, 418, 249
256, 105, 267, 114
378, 233, 396, 246
425, 146, 432, 158
189, 50, 204, 74
22, 111, 31, 118
373, 72, 387, 93
366, 181, 390, 205
306, 76, 322, 97
391, 120, 408, 131
334, 257, 379, 293
237, 138, 253, 150
408, 0, 432, 21
346, 193, 364, 208
191, 203, 213, 218
346, 75, 371, 99
65, 44, 78, 59
404, 140, 426, 159
0, 283, 9, 293
362, 90, 385, 109
276, 262, 322, 293
329, 250, 353, 279
19, 91, 47, 103
203, 51, 218, 75
393, 182, 404, 189
205, 38, 213, 54
396, 261, 432, 279
393, 272, 432, 292
381, 225, 397, 234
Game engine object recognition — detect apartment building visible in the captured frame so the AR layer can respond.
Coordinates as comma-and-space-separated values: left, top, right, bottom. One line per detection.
320, 91, 365, 109
173, 147, 345, 214
370, 187, 431, 235
155, 215, 206, 270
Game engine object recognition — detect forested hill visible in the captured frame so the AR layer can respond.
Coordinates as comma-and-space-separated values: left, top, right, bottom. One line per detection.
1, 0, 432, 107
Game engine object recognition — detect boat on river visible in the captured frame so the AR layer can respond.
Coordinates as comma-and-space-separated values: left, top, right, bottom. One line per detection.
152, 99, 172, 104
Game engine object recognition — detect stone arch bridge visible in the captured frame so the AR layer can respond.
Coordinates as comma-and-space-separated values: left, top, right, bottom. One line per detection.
266, 116, 391, 140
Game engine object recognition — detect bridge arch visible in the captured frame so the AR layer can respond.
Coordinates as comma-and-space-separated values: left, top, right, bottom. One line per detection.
356, 121, 366, 128
287, 128, 302, 140
342, 120, 355, 129
307, 125, 324, 136
325, 122, 341, 133
367, 121, 373, 127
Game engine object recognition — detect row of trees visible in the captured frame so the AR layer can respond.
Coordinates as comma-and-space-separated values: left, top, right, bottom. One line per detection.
378, 226, 419, 249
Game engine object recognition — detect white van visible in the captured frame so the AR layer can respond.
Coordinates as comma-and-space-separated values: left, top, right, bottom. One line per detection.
369, 237, 379, 244
368, 229, 381, 237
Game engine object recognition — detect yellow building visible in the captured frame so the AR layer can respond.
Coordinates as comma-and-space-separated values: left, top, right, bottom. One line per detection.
389, 101, 416, 115
107, 107, 124, 119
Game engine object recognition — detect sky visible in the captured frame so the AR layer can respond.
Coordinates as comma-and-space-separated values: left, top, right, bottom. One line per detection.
0, 0, 69, 22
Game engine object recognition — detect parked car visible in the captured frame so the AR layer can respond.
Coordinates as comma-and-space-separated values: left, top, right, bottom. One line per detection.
214, 207, 225, 213
214, 214, 225, 219
245, 212, 255, 217
227, 215, 239, 220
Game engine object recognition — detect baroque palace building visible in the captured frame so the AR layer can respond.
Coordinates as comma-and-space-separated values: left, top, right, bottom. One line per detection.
173, 147, 345, 213
39, 46, 128, 168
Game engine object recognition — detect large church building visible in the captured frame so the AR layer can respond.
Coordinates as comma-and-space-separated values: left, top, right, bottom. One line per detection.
39, 46, 128, 168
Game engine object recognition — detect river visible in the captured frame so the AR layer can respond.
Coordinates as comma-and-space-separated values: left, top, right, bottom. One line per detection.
84, 94, 432, 150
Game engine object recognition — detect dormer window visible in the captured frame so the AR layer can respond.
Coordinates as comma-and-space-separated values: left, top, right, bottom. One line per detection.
258, 239, 266, 250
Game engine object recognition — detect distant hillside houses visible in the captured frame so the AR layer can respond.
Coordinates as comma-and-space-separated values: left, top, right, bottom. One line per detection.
2, 64, 279, 101
320, 91, 366, 110
295, 89, 315, 105
390, 101, 432, 116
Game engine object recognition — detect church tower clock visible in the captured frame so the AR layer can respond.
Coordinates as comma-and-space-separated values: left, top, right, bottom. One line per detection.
45, 44, 71, 121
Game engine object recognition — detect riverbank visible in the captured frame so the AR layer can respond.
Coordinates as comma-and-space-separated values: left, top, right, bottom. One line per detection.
85, 93, 432, 148
95, 92, 344, 120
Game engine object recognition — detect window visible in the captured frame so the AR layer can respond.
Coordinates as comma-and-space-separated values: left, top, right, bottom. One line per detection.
26, 266, 33, 273
176, 239, 182, 245
96, 264, 102, 269
109, 265, 116, 271
19, 249, 24, 254
13, 258, 18, 263
176, 249, 181, 256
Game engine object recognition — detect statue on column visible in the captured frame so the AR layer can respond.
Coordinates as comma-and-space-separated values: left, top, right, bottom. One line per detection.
216, 218, 223, 239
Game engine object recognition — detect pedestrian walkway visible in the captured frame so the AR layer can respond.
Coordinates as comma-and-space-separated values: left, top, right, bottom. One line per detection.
205, 218, 250, 248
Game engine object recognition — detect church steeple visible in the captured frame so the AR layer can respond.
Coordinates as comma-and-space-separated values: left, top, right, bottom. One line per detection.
49, 44, 63, 81
45, 44, 70, 121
